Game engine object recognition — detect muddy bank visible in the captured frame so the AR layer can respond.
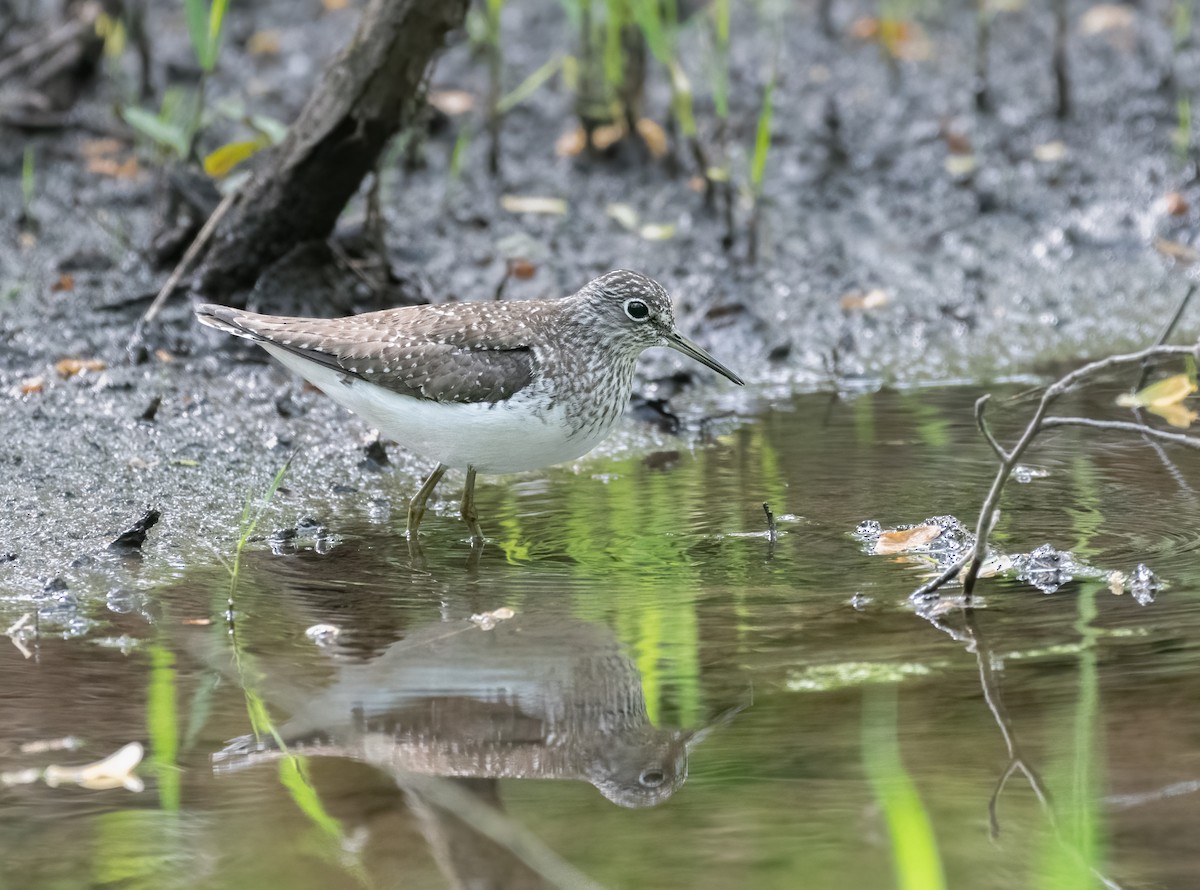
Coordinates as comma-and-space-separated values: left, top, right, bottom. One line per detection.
2, 0, 1199, 596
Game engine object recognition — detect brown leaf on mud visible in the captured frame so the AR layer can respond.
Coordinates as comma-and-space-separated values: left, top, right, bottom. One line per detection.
428, 89, 475, 117
55, 358, 106, 378
51, 274, 74, 292
555, 127, 587, 157
1154, 237, 1200, 264
507, 258, 537, 279
86, 155, 140, 179
247, 30, 281, 56
873, 524, 943, 555
850, 17, 931, 61
1163, 192, 1190, 216
635, 118, 668, 158
81, 138, 124, 159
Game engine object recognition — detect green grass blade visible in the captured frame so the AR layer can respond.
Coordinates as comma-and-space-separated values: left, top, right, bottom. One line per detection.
862, 685, 946, 890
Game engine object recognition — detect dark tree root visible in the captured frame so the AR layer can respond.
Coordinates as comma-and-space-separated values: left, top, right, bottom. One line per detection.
187, 0, 469, 303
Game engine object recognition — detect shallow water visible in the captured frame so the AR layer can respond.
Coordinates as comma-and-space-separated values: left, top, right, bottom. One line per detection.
3, 386, 1200, 889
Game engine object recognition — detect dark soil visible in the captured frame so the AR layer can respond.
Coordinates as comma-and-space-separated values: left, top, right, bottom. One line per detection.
2, 0, 1199, 599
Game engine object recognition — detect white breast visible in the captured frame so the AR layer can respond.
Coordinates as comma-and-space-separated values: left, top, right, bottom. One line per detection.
263, 344, 617, 473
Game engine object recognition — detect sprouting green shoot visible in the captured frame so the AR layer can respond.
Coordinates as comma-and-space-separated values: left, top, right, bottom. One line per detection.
228, 455, 293, 599
184, 0, 231, 73
750, 72, 775, 196
21, 145, 34, 213
1175, 96, 1192, 158
497, 54, 564, 116
711, 0, 731, 122
1173, 0, 1192, 49
449, 125, 472, 182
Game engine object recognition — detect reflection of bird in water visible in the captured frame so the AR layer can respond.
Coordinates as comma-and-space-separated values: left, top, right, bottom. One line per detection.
214, 613, 728, 808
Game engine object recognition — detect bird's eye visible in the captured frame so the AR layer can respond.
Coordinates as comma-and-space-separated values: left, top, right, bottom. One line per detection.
624, 299, 650, 321
639, 769, 665, 788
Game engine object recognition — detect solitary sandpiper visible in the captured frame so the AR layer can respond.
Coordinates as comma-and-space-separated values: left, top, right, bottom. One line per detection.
196, 270, 744, 542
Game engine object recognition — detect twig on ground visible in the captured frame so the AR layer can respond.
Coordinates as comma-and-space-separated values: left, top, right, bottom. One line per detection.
134, 190, 237, 336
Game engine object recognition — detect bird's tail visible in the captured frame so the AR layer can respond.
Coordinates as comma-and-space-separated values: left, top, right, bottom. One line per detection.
194, 304, 268, 342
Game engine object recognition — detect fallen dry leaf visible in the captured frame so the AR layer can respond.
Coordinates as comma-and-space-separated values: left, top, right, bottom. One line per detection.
86, 156, 141, 179
606, 202, 639, 231
1148, 402, 1198, 428
470, 607, 516, 631
639, 223, 676, 241
507, 258, 537, 279
43, 741, 144, 792
247, 30, 281, 56
555, 127, 587, 157
1033, 141, 1067, 163
840, 289, 890, 311
944, 153, 977, 177
1116, 373, 1197, 410
80, 138, 124, 159
1079, 3, 1135, 37
635, 118, 668, 158
51, 273, 74, 293
500, 195, 567, 215
591, 123, 624, 151
428, 89, 475, 116
19, 376, 45, 395
1164, 192, 1190, 216
1154, 237, 1200, 264
55, 358, 106, 378
154, 348, 174, 363
873, 524, 943, 555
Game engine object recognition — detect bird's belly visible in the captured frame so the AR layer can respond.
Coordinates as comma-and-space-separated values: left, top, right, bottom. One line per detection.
264, 345, 617, 473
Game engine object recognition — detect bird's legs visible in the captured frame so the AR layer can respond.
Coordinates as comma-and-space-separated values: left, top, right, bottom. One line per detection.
407, 463, 448, 539
461, 466, 484, 543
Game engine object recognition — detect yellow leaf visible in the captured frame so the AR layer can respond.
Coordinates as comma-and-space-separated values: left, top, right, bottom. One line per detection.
1147, 402, 1198, 429
873, 525, 943, 555
1116, 373, 1197, 409
203, 138, 270, 178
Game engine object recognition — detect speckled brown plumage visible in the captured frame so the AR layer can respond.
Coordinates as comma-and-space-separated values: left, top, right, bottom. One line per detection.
195, 270, 744, 540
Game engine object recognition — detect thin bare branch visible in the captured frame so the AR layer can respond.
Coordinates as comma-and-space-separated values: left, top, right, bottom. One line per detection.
1041, 416, 1200, 449
135, 190, 237, 332
974, 394, 1009, 461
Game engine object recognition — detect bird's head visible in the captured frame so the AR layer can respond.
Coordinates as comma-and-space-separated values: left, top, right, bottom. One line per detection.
574, 270, 744, 385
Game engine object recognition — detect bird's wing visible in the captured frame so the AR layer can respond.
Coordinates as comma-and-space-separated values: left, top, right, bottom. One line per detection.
196, 302, 546, 404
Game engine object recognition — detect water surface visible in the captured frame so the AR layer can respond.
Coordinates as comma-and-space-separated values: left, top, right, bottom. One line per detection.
3, 387, 1199, 889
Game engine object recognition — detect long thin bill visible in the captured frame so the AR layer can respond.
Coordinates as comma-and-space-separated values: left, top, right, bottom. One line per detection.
664, 331, 745, 385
